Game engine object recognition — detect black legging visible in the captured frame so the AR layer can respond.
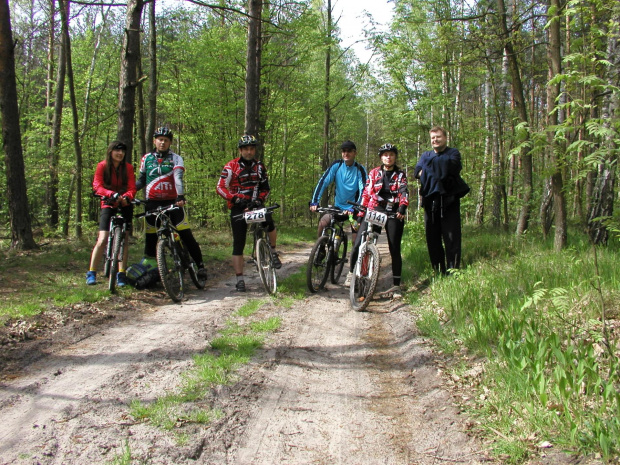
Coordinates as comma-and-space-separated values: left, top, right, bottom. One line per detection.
230, 206, 275, 256
349, 217, 404, 286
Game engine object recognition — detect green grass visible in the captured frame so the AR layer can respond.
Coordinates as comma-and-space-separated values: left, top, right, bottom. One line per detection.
405, 224, 620, 462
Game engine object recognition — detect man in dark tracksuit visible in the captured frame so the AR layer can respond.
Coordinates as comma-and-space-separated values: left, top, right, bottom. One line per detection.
414, 126, 469, 274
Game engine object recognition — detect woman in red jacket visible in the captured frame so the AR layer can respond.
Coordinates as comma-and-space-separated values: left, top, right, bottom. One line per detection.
86, 141, 137, 286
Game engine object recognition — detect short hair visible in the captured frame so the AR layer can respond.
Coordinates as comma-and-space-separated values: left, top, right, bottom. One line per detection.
429, 126, 447, 137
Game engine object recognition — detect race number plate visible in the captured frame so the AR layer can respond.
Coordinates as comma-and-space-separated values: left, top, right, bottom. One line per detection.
365, 209, 388, 227
244, 208, 267, 223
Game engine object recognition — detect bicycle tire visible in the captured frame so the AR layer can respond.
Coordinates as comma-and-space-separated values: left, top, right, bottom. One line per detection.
157, 237, 184, 302
108, 226, 123, 293
349, 242, 380, 312
256, 238, 277, 294
188, 259, 206, 289
103, 234, 113, 278
306, 235, 331, 293
330, 233, 348, 284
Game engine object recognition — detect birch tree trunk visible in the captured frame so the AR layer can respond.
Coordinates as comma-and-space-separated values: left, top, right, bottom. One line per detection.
0, 0, 37, 249
46, 0, 60, 228
321, 0, 332, 182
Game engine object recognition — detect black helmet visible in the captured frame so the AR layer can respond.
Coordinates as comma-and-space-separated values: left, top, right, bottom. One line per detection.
110, 141, 127, 151
340, 140, 357, 151
153, 126, 173, 139
238, 134, 258, 147
378, 143, 398, 156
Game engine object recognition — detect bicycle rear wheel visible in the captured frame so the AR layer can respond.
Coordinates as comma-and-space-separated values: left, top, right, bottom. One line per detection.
256, 238, 277, 294
330, 233, 348, 284
306, 235, 330, 292
157, 237, 184, 302
108, 226, 122, 293
349, 242, 380, 312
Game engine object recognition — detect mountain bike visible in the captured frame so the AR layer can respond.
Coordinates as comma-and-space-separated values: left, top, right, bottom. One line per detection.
138, 204, 206, 302
233, 204, 280, 295
306, 206, 350, 292
95, 195, 144, 293
347, 202, 398, 312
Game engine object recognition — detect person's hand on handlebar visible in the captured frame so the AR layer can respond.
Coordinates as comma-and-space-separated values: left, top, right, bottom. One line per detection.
176, 195, 186, 207
309, 203, 318, 213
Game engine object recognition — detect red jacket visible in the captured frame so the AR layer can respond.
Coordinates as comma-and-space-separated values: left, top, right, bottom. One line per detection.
216, 157, 270, 209
92, 161, 137, 208
361, 166, 409, 215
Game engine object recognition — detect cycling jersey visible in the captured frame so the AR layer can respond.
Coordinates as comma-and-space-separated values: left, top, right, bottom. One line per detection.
310, 159, 367, 211
361, 166, 409, 215
92, 160, 136, 209
216, 157, 270, 209
136, 151, 185, 201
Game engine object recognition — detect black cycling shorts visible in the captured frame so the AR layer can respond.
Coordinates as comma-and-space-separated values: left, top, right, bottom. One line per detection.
99, 205, 134, 232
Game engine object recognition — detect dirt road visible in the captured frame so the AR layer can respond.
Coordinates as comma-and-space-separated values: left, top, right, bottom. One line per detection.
0, 242, 493, 464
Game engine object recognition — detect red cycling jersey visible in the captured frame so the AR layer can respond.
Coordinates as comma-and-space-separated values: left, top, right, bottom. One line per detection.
92, 160, 137, 208
216, 157, 271, 209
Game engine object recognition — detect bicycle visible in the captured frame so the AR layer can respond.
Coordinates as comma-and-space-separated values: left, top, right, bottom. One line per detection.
137, 204, 206, 302
232, 204, 280, 295
347, 201, 398, 312
95, 195, 144, 293
306, 206, 350, 292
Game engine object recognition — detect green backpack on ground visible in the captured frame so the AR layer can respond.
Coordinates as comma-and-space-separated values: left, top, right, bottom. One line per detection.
126, 257, 160, 289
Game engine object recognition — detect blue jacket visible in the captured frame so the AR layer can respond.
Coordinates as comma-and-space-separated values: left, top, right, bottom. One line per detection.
311, 159, 367, 210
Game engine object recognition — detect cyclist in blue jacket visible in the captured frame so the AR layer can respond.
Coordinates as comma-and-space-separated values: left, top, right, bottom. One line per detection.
309, 140, 367, 285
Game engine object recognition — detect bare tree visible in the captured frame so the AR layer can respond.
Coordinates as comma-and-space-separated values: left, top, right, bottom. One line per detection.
0, 0, 37, 249
244, 0, 263, 154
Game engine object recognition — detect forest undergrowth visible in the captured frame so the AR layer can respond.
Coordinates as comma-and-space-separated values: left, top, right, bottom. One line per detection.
403, 222, 620, 463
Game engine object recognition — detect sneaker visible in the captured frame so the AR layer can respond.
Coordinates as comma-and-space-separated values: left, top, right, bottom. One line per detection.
236, 280, 246, 292
271, 252, 282, 269
86, 271, 97, 285
117, 272, 128, 287
344, 271, 353, 286
197, 267, 207, 281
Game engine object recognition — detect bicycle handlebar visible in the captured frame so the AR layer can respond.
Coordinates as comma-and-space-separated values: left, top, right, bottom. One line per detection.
93, 193, 145, 207
346, 200, 399, 219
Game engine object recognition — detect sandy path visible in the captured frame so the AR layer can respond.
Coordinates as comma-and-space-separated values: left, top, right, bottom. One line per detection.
0, 242, 492, 464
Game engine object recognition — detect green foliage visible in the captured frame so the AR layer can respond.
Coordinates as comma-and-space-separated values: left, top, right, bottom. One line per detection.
410, 225, 620, 460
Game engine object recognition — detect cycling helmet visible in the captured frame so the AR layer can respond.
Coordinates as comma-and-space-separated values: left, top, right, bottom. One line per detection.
238, 134, 258, 147
340, 140, 357, 151
153, 126, 173, 139
378, 143, 398, 156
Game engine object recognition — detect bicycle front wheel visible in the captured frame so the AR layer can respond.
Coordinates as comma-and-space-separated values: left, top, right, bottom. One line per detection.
256, 238, 277, 294
157, 237, 184, 302
108, 226, 123, 293
330, 233, 348, 284
349, 242, 380, 312
307, 235, 330, 293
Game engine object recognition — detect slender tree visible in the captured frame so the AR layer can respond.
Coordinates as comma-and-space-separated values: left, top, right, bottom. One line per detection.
0, 0, 37, 249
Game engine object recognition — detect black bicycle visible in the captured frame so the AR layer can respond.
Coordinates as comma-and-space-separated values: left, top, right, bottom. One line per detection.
233, 204, 280, 294
347, 202, 398, 312
138, 204, 206, 302
95, 195, 143, 293
306, 206, 350, 292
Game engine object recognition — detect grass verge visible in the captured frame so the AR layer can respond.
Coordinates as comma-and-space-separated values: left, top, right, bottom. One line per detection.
403, 225, 620, 463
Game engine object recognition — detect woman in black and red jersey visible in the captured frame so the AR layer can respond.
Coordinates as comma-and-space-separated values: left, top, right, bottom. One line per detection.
348, 143, 409, 299
86, 141, 137, 286
216, 135, 281, 292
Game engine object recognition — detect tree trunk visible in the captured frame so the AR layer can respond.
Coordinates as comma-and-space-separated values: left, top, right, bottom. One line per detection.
0, 0, 37, 249
244, 0, 262, 150
546, 0, 567, 250
475, 75, 491, 225
117, 0, 144, 155
587, 6, 619, 244
59, 0, 84, 238
321, 0, 332, 199
497, 0, 532, 235
146, 0, 157, 149
45, 0, 60, 228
